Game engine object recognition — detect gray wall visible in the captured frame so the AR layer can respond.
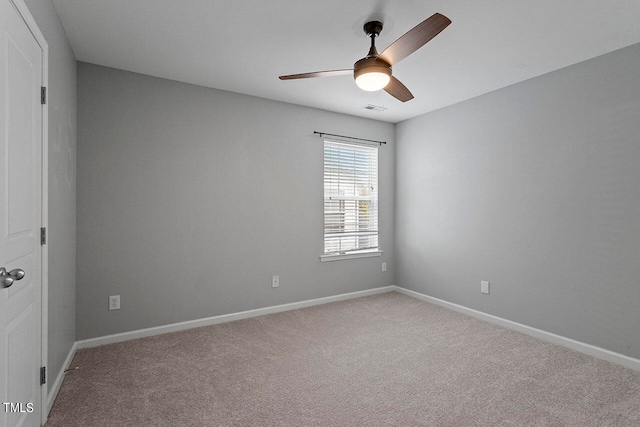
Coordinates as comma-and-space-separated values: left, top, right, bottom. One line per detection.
396, 43, 640, 359
76, 63, 395, 340
24, 0, 77, 392
26, 0, 639, 365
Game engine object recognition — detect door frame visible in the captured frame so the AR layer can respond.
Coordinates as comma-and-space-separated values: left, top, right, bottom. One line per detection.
7, 0, 48, 424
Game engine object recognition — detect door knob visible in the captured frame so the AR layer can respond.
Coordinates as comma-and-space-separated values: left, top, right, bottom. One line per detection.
0, 267, 25, 289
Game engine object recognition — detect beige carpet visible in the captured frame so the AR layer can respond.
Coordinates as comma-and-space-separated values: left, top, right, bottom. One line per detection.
46, 292, 640, 426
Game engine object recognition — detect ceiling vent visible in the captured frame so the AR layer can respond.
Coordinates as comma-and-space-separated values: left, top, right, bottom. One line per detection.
362, 104, 387, 112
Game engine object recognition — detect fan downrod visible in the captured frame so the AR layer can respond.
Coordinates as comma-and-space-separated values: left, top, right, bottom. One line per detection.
363, 21, 383, 58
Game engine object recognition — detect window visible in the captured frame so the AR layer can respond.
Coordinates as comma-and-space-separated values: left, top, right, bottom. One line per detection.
323, 139, 380, 259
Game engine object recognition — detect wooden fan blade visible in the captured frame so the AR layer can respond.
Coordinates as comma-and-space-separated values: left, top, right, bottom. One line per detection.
384, 76, 414, 102
279, 69, 353, 80
379, 13, 451, 66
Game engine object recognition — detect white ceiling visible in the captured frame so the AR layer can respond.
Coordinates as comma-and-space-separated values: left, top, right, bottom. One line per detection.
52, 0, 640, 123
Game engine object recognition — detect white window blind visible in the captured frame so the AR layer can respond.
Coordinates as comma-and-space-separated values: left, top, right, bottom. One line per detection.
323, 139, 379, 255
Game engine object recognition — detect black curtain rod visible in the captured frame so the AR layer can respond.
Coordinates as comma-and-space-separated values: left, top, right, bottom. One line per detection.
314, 131, 386, 145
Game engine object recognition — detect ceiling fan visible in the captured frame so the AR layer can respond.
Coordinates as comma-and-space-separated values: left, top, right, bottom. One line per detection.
279, 13, 451, 102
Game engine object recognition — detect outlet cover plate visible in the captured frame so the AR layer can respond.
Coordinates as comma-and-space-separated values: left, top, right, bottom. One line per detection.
109, 295, 120, 310
481, 281, 490, 294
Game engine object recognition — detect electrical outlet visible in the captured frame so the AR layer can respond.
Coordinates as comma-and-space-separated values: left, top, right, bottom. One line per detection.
109, 295, 120, 310
382, 262, 387, 272
481, 281, 490, 294
272, 276, 279, 288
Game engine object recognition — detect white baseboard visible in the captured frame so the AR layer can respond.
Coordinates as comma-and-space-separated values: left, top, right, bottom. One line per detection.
47, 341, 78, 414
77, 286, 395, 350
393, 285, 640, 372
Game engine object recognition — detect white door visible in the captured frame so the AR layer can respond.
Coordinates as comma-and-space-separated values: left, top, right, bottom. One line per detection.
0, 0, 44, 426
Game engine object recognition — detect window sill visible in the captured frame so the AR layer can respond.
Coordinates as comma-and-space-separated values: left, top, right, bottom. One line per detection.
320, 250, 383, 262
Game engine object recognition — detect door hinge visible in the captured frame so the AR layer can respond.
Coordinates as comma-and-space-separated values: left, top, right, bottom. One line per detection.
40, 367, 46, 385
41, 87, 47, 105
40, 227, 46, 245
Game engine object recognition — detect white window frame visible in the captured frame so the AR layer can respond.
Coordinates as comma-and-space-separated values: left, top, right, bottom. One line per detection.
320, 139, 382, 262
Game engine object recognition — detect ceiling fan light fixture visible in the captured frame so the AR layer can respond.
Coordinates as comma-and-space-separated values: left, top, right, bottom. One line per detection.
354, 57, 391, 91
355, 70, 391, 91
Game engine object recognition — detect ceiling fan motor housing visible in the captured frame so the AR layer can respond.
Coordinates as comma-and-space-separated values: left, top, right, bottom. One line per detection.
353, 57, 392, 81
